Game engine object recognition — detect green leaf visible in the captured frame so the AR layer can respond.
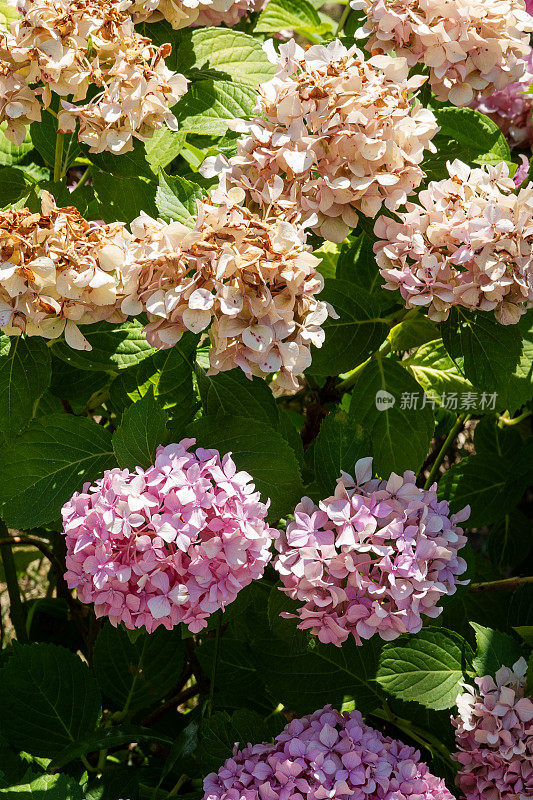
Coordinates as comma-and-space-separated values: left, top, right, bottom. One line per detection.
471, 623, 524, 677
112, 389, 167, 469
198, 369, 279, 428
109, 335, 196, 435
348, 358, 434, 476
155, 171, 203, 225
488, 510, 532, 570
0, 166, 27, 207
494, 309, 533, 414
376, 628, 474, 711
256, 0, 326, 37
186, 415, 303, 521
252, 626, 384, 715
50, 358, 110, 414
336, 233, 385, 301
0, 773, 83, 800
92, 171, 157, 224
0, 337, 51, 445
438, 452, 529, 528
0, 124, 33, 167
145, 129, 186, 172
388, 315, 440, 352
312, 409, 370, 496
441, 309, 523, 394
197, 636, 273, 713
513, 626, 533, 646
0, 1, 19, 32
197, 710, 277, 774
0, 414, 115, 528
175, 80, 257, 136
423, 108, 512, 181
404, 338, 476, 406
87, 139, 154, 179
51, 320, 156, 372
50, 725, 173, 770
93, 623, 186, 713
174, 28, 275, 88
310, 279, 389, 376
0, 643, 101, 757
474, 415, 522, 461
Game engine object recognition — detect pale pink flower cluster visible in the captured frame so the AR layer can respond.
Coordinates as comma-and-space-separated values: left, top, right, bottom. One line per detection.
0, 192, 137, 349
204, 705, 454, 800
130, 196, 331, 395
62, 439, 277, 634
201, 39, 438, 243
471, 49, 533, 149
352, 0, 533, 107
0, 0, 187, 152
128, 0, 261, 28
273, 458, 469, 647
452, 658, 533, 800
375, 159, 533, 325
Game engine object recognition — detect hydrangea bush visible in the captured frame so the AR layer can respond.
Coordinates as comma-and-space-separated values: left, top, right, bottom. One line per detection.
0, 1, 532, 800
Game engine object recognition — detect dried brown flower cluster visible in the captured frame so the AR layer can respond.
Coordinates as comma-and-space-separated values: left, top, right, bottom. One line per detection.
202, 39, 438, 243
128, 0, 263, 29
129, 195, 332, 394
0, 0, 188, 152
0, 191, 136, 348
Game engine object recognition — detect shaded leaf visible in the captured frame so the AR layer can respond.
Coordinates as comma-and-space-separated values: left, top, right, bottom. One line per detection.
0, 337, 51, 445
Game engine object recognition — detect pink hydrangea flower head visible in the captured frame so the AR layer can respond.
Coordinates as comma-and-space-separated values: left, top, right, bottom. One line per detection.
352, 0, 533, 106
62, 439, 278, 633
129, 195, 333, 396
0, 192, 138, 348
471, 49, 533, 149
204, 705, 455, 800
374, 159, 533, 325
273, 457, 469, 647
452, 658, 533, 800
201, 39, 438, 243
527, 0, 533, 12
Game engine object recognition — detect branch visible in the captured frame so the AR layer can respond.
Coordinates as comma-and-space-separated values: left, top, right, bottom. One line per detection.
0, 521, 28, 643
424, 413, 470, 489
469, 575, 533, 593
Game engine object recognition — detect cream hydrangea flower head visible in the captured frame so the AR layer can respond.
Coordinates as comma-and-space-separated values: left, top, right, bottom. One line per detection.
0, 59, 41, 145
0, 192, 137, 349
201, 39, 438, 243
129, 0, 263, 28
129, 193, 333, 395
374, 159, 533, 325
0, 0, 188, 152
352, 0, 533, 106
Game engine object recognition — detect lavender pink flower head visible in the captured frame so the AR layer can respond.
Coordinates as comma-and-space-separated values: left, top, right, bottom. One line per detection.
452, 658, 533, 800
62, 439, 277, 634
273, 457, 469, 648
471, 49, 533, 149
203, 705, 454, 800
352, 0, 533, 107
374, 159, 533, 326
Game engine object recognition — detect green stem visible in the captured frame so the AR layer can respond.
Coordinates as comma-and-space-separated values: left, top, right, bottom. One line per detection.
81, 754, 97, 773
499, 410, 532, 427
207, 613, 223, 718
469, 575, 533, 593
0, 522, 28, 643
336, 339, 392, 394
335, 3, 351, 36
372, 707, 457, 772
53, 131, 64, 183
70, 166, 92, 195
424, 413, 470, 490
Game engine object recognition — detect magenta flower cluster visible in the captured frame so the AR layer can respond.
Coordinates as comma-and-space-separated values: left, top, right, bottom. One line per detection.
203, 705, 454, 800
273, 458, 469, 647
62, 439, 277, 633
452, 658, 533, 800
